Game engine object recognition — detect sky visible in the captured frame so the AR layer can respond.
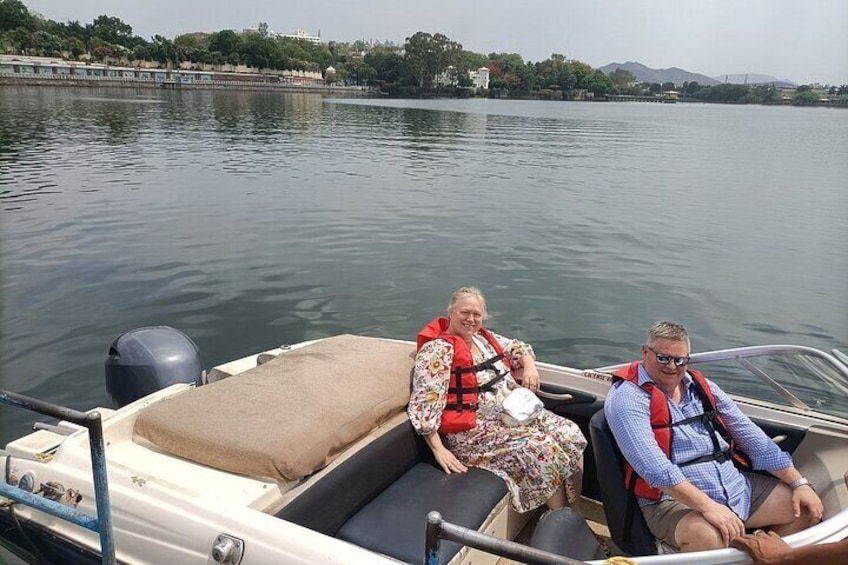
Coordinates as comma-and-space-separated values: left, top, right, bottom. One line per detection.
21, 0, 848, 86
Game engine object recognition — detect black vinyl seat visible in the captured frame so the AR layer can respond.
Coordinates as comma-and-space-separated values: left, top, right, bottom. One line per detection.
588, 409, 658, 556
528, 507, 606, 563
337, 464, 507, 564
276, 419, 508, 564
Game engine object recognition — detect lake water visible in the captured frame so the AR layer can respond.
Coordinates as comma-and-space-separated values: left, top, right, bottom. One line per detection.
1, 87, 846, 443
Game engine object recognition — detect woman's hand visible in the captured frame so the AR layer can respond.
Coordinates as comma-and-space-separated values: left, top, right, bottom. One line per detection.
433, 446, 468, 475
519, 355, 541, 391
423, 432, 468, 474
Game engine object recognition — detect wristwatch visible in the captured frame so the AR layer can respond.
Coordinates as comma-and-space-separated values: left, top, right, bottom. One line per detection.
789, 476, 812, 490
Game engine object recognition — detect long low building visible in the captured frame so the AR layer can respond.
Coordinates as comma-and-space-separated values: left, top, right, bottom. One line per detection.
0, 55, 325, 87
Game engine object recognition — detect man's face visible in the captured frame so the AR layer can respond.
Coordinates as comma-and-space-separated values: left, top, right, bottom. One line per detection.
642, 338, 690, 387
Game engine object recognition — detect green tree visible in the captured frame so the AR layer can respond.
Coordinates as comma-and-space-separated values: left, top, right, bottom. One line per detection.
585, 69, 613, 96
241, 31, 274, 70
90, 15, 134, 48
148, 34, 177, 65
682, 81, 702, 96
793, 89, 820, 105
208, 30, 243, 57
364, 47, 406, 85
0, 0, 34, 32
608, 68, 635, 88
404, 31, 461, 88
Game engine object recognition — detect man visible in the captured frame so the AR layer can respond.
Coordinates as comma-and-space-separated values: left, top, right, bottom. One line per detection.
605, 321, 823, 552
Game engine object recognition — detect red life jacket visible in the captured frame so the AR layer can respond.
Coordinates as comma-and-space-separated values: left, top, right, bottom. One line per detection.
416, 317, 513, 434
613, 361, 751, 501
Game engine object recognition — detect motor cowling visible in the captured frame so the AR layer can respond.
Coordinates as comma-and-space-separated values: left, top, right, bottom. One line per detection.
105, 326, 203, 408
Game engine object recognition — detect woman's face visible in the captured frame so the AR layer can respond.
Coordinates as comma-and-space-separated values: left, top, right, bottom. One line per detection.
447, 295, 486, 341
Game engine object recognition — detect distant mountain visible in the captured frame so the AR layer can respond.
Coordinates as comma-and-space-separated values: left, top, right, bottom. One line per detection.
597, 61, 721, 86
711, 73, 796, 88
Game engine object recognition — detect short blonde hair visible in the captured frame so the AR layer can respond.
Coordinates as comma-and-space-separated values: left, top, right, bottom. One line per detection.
646, 321, 690, 348
447, 286, 488, 320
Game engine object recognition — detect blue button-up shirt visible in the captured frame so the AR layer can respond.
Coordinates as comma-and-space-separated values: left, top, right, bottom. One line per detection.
605, 364, 792, 520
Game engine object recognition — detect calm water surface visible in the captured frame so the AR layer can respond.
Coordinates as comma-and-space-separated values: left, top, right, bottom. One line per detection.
1, 87, 846, 442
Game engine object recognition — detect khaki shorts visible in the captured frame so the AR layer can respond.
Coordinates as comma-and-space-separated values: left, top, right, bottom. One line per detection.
640, 472, 780, 548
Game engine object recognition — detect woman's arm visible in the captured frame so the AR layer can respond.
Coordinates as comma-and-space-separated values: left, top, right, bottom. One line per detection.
493, 333, 540, 390
407, 339, 467, 473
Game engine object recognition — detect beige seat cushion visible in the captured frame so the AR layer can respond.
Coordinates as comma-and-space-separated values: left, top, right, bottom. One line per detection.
133, 334, 415, 481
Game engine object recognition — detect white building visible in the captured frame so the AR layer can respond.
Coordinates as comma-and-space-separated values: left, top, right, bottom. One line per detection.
469, 67, 490, 89
435, 66, 490, 89
280, 29, 322, 44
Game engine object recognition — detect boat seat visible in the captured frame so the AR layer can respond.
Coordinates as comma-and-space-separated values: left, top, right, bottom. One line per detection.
276, 419, 508, 564
588, 410, 658, 556
338, 464, 507, 564
528, 507, 606, 563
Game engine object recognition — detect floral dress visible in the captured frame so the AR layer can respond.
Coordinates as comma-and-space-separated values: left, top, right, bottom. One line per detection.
408, 331, 587, 513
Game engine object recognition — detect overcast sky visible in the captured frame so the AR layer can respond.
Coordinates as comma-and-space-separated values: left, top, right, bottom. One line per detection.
22, 0, 848, 85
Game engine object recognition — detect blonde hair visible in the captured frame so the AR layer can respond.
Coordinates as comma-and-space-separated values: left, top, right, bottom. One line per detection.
646, 321, 690, 348
447, 286, 488, 320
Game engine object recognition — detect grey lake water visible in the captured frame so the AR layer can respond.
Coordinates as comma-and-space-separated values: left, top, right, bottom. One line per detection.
1, 86, 846, 443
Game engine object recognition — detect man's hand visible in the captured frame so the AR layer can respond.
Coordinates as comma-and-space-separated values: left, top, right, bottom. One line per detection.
731, 531, 792, 564
793, 485, 824, 525
702, 502, 747, 547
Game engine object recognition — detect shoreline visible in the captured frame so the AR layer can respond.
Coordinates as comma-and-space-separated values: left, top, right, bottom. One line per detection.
0, 75, 375, 96
3, 77, 845, 108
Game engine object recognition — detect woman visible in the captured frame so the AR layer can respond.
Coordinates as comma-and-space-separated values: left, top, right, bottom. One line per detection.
408, 286, 587, 513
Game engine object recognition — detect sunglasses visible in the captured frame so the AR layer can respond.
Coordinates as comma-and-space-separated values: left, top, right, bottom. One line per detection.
647, 346, 690, 367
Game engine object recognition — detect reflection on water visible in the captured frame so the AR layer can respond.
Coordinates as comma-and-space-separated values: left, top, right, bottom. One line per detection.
1, 87, 846, 442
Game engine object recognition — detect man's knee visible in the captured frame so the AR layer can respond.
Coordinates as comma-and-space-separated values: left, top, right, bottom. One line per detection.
676, 513, 725, 552
747, 483, 797, 529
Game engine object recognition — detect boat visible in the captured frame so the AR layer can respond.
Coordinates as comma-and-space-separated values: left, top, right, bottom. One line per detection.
2, 327, 847, 564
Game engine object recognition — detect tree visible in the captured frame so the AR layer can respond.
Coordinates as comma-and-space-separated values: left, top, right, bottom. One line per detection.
364, 47, 406, 85
241, 31, 274, 70
793, 89, 820, 106
661, 81, 676, 91
208, 30, 242, 57
404, 31, 462, 88
90, 15, 134, 48
0, 0, 34, 32
584, 69, 613, 96
488, 52, 530, 93
148, 34, 177, 65
608, 68, 635, 88
682, 81, 702, 96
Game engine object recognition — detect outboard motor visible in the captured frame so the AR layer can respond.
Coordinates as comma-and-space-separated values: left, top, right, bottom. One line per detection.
105, 326, 203, 408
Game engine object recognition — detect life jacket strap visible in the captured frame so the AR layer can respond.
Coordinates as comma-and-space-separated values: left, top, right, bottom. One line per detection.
444, 401, 478, 412
678, 448, 733, 467
453, 353, 506, 375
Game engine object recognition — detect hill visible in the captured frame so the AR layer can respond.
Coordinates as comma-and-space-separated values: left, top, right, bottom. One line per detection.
711, 73, 796, 88
597, 61, 721, 86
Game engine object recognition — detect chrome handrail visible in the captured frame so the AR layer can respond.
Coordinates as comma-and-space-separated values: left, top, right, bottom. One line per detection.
0, 389, 115, 565
687, 345, 848, 375
423, 511, 587, 565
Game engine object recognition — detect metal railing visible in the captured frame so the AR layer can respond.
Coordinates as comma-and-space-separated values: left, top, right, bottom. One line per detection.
0, 389, 116, 565
424, 511, 588, 565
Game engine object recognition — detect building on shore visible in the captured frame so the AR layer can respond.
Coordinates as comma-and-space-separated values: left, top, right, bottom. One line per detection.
0, 54, 334, 89
434, 66, 490, 90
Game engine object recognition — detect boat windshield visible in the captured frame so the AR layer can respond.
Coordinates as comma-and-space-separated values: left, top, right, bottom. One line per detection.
687, 346, 848, 421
